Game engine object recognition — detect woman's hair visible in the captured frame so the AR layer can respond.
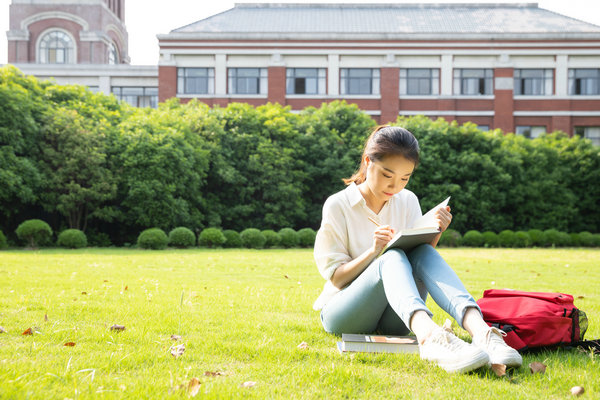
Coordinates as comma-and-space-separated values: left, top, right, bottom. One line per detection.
343, 125, 420, 185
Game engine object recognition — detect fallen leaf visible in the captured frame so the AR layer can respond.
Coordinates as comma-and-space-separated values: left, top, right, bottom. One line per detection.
491, 363, 506, 377
570, 386, 585, 396
284, 275, 289, 279
104, 279, 109, 282
529, 361, 546, 374
188, 377, 201, 397
577, 295, 584, 299
22, 327, 33, 335
44, 314, 48, 322
170, 334, 182, 341
110, 325, 126, 332
204, 371, 223, 377
64, 342, 76, 347
170, 343, 185, 358
0, 326, 6, 333
124, 286, 128, 291
297, 341, 309, 350
240, 381, 256, 388
81, 292, 87, 295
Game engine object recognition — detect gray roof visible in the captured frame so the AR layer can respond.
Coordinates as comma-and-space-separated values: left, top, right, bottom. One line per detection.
168, 3, 600, 39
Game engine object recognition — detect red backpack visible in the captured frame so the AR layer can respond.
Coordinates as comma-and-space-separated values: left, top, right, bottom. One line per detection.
476, 289, 588, 351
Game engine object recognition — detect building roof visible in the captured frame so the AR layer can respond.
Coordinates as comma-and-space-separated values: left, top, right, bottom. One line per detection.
167, 3, 600, 40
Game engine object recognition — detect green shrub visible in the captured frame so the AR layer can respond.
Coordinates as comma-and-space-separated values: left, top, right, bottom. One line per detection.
557, 231, 572, 247
198, 228, 226, 248
15, 219, 53, 248
297, 228, 317, 248
57, 229, 87, 249
578, 231, 595, 247
169, 227, 196, 248
262, 230, 281, 248
0, 230, 7, 249
240, 228, 266, 249
438, 229, 462, 247
461, 230, 484, 247
569, 233, 581, 247
514, 231, 532, 248
278, 228, 299, 248
223, 230, 242, 248
542, 229, 563, 247
137, 228, 168, 250
87, 231, 112, 247
593, 234, 600, 247
482, 231, 499, 248
527, 229, 544, 247
498, 230, 517, 248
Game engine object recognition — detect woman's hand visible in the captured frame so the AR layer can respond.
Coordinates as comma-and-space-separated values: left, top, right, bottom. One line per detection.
372, 225, 395, 253
435, 206, 453, 232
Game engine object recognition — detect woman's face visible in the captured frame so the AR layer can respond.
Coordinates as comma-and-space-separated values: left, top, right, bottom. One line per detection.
364, 154, 415, 204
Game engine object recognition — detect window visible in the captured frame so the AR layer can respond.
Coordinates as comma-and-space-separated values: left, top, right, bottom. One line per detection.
400, 69, 439, 95
108, 42, 118, 65
286, 68, 326, 95
178, 68, 214, 95
516, 125, 546, 139
228, 68, 267, 95
454, 69, 493, 95
39, 30, 74, 64
112, 87, 158, 108
575, 126, 600, 146
478, 125, 490, 131
514, 69, 553, 95
340, 68, 380, 95
569, 69, 600, 95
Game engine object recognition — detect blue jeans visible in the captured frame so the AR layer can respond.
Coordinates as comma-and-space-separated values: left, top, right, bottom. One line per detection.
320, 244, 480, 335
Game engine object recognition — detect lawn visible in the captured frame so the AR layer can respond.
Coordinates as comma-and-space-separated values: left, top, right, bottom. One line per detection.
0, 248, 598, 399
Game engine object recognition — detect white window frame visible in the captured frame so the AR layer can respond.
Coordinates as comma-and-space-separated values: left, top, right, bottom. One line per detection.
177, 68, 215, 95
340, 68, 380, 95
400, 68, 440, 96
37, 28, 76, 64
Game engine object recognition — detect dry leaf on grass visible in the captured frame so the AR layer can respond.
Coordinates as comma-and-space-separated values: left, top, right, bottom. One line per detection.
491, 363, 506, 377
44, 314, 48, 322
529, 361, 546, 374
81, 292, 87, 295
171, 334, 182, 341
170, 343, 185, 358
297, 341, 309, 350
124, 286, 128, 291
64, 342, 76, 347
188, 377, 201, 397
110, 324, 126, 332
570, 386, 585, 396
204, 371, 224, 377
22, 327, 33, 335
240, 381, 257, 388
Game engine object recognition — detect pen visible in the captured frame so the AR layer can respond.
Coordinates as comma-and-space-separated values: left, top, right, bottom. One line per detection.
367, 217, 380, 227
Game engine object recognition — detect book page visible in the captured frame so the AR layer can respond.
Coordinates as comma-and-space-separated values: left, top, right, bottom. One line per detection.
411, 196, 451, 230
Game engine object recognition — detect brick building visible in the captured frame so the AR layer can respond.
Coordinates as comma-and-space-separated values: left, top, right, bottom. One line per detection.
158, 3, 600, 144
7, 0, 157, 107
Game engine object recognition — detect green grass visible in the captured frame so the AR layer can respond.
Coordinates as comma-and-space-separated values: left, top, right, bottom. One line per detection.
0, 248, 598, 399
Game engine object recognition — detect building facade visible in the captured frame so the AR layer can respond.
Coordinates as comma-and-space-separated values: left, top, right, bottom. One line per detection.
6, 0, 157, 107
158, 3, 600, 144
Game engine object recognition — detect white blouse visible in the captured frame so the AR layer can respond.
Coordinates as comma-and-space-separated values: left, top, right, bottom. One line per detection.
313, 183, 422, 310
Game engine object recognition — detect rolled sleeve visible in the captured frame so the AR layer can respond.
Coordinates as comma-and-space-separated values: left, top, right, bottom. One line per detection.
314, 199, 352, 281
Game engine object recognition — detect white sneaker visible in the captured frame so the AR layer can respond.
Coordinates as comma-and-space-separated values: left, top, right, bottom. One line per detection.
419, 327, 490, 373
472, 326, 523, 367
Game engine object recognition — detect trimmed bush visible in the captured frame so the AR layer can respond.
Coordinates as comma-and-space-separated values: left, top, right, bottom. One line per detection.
298, 228, 317, 248
482, 231, 499, 248
0, 230, 7, 249
278, 228, 299, 248
169, 227, 196, 248
57, 229, 87, 249
461, 230, 484, 247
439, 229, 462, 247
578, 231, 595, 247
514, 231, 532, 248
262, 230, 281, 248
557, 231, 572, 247
198, 228, 226, 248
240, 228, 266, 249
498, 230, 517, 248
223, 230, 242, 248
15, 219, 53, 248
527, 229, 544, 247
137, 228, 168, 250
593, 234, 600, 247
88, 231, 112, 247
542, 229, 568, 247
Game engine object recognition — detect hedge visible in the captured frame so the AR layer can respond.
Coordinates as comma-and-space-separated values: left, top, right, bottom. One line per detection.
15, 219, 53, 248
223, 230, 242, 248
137, 228, 168, 250
240, 228, 266, 249
57, 229, 87, 249
169, 227, 196, 248
198, 228, 226, 248
0, 230, 7, 249
262, 230, 281, 248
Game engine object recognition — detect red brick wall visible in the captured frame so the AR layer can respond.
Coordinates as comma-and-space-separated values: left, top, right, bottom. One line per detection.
493, 67, 515, 133
158, 66, 177, 103
380, 67, 399, 124
268, 66, 286, 105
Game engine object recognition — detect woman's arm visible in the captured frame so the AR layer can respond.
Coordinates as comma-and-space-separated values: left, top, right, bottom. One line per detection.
330, 225, 395, 289
429, 206, 453, 247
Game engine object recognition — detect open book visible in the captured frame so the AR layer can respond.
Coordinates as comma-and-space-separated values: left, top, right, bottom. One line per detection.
381, 196, 450, 253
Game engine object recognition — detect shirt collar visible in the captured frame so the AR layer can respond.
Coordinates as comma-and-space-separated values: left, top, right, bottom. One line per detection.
346, 182, 365, 207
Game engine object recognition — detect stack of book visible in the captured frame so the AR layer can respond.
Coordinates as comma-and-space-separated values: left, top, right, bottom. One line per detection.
337, 333, 419, 354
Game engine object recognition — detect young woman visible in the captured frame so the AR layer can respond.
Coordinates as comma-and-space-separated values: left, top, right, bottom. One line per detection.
313, 125, 522, 373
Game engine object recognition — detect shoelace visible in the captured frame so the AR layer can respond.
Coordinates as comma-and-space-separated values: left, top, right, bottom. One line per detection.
430, 328, 468, 352
483, 327, 508, 348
